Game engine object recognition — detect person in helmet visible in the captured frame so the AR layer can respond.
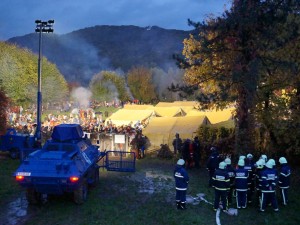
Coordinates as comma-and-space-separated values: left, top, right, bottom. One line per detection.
244, 153, 256, 204
267, 159, 276, 168
278, 157, 291, 206
224, 158, 235, 205
259, 160, 279, 212
193, 136, 201, 168
172, 133, 182, 155
206, 146, 220, 187
235, 159, 249, 209
174, 159, 189, 210
212, 161, 230, 212
255, 159, 265, 206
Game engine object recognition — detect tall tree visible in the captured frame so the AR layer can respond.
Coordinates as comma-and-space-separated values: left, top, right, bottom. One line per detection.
179, 0, 300, 155
90, 71, 130, 102
0, 81, 9, 134
0, 42, 69, 107
127, 67, 157, 103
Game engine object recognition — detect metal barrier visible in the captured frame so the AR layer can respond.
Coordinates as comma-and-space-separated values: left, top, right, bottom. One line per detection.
105, 151, 136, 172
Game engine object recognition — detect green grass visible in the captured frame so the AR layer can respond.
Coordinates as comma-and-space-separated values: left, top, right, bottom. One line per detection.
1, 154, 300, 225
0, 154, 21, 202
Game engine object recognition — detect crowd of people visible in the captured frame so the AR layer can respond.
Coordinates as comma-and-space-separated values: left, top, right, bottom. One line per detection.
174, 148, 291, 212
206, 148, 291, 212
172, 134, 202, 169
4, 102, 149, 159
5, 101, 147, 137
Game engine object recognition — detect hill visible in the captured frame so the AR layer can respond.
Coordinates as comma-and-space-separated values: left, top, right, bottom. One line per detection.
7, 25, 192, 85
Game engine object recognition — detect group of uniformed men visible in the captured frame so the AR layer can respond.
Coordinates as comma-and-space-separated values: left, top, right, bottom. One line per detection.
207, 147, 291, 212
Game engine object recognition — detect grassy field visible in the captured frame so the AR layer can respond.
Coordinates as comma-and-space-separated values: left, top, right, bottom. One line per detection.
0, 153, 300, 225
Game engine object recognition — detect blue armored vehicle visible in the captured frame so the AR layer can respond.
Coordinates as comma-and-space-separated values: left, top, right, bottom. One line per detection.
0, 128, 37, 159
14, 124, 102, 204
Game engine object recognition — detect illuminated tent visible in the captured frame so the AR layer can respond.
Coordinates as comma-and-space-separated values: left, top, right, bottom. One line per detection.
154, 101, 197, 115
155, 101, 198, 108
154, 107, 185, 117
106, 109, 156, 127
186, 107, 235, 124
123, 104, 154, 110
143, 115, 210, 148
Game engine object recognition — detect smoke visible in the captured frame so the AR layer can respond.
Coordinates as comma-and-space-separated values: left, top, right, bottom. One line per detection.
45, 34, 112, 86
105, 80, 119, 101
151, 66, 184, 101
71, 87, 92, 109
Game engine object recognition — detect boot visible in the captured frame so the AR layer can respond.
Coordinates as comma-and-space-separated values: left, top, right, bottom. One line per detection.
176, 201, 181, 209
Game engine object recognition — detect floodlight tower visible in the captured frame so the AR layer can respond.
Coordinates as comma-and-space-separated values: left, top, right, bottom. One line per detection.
34, 20, 54, 143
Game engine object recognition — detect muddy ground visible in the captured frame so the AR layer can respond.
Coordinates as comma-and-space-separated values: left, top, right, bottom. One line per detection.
0, 155, 188, 225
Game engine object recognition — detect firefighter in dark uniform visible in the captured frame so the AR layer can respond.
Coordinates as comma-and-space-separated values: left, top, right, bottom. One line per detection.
224, 158, 235, 205
193, 136, 201, 168
212, 161, 230, 212
174, 159, 189, 210
206, 147, 220, 187
235, 159, 249, 209
244, 153, 256, 204
181, 139, 190, 167
259, 160, 279, 212
172, 133, 182, 155
278, 157, 291, 206
255, 159, 265, 206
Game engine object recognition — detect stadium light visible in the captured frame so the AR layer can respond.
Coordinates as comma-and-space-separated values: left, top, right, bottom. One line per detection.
34, 20, 54, 143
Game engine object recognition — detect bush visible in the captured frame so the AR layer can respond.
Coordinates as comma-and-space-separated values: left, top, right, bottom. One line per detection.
157, 144, 173, 159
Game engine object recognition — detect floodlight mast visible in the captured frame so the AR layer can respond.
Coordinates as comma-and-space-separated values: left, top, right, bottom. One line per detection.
34, 20, 54, 144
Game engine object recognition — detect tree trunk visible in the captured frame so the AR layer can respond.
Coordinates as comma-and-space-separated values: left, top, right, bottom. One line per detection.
235, 85, 256, 157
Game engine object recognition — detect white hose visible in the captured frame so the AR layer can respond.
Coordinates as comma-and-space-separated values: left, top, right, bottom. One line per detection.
216, 208, 221, 225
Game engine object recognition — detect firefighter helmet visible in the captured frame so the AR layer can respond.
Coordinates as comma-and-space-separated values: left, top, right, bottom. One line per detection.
219, 162, 227, 169
247, 153, 253, 159
224, 158, 231, 165
266, 161, 273, 169
260, 154, 268, 162
279, 157, 287, 164
177, 159, 185, 166
238, 159, 245, 167
268, 159, 276, 166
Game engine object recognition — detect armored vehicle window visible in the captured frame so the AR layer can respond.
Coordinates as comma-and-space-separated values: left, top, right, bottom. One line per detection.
62, 144, 76, 152
46, 144, 59, 151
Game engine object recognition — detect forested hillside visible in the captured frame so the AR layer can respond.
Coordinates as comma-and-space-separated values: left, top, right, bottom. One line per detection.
7, 25, 192, 85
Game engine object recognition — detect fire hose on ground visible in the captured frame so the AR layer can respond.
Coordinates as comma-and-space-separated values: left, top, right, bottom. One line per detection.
186, 193, 238, 225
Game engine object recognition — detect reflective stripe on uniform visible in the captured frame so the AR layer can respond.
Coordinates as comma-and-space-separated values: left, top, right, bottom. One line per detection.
175, 174, 184, 178
176, 187, 187, 191
215, 187, 228, 191
236, 188, 247, 191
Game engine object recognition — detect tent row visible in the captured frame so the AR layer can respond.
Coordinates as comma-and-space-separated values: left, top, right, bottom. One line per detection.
106, 101, 235, 148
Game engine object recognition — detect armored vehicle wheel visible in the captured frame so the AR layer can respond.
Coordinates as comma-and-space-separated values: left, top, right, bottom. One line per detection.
74, 181, 88, 204
9, 148, 20, 159
26, 188, 41, 205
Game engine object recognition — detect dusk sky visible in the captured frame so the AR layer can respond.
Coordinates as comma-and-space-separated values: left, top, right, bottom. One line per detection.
0, 0, 231, 40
